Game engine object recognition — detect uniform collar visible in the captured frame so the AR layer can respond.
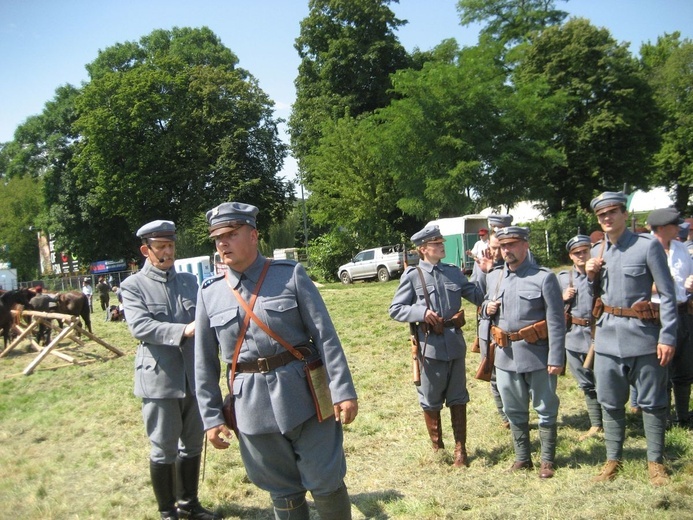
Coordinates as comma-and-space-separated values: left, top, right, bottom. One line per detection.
506, 256, 532, 275
228, 253, 267, 286
142, 260, 177, 282
418, 260, 438, 273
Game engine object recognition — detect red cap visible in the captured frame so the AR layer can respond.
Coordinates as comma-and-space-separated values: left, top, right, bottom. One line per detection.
478, 228, 488, 235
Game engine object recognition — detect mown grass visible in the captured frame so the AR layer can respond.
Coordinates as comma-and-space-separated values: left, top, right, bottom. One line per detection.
1, 280, 692, 519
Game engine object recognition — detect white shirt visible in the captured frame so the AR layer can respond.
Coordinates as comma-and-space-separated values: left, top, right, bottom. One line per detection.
652, 239, 693, 304
471, 238, 489, 259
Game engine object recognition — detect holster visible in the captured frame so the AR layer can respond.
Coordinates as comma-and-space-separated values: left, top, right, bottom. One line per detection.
632, 300, 660, 322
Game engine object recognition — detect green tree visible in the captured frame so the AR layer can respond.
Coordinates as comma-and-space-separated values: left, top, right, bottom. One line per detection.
641, 33, 693, 213
289, 0, 411, 178
514, 18, 661, 213
2, 27, 293, 264
457, 0, 568, 46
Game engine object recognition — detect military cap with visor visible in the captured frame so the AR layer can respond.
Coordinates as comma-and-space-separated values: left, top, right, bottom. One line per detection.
566, 234, 591, 252
136, 220, 177, 242
590, 191, 628, 215
488, 214, 513, 229
207, 202, 259, 238
646, 207, 683, 228
496, 226, 529, 243
411, 225, 444, 247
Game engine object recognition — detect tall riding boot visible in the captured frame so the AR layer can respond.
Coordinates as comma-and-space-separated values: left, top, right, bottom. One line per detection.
673, 383, 691, 427
312, 483, 352, 520
450, 404, 468, 467
272, 495, 310, 520
579, 391, 604, 441
150, 461, 178, 520
423, 410, 444, 451
538, 425, 557, 478
508, 422, 532, 471
175, 455, 219, 520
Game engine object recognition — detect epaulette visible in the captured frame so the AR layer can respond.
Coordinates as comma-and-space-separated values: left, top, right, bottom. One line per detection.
403, 265, 418, 274
271, 259, 297, 267
490, 264, 504, 272
558, 270, 569, 276
442, 262, 457, 268
201, 273, 224, 289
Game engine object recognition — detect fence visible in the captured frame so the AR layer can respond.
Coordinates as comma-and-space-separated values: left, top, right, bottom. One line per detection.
19, 270, 137, 292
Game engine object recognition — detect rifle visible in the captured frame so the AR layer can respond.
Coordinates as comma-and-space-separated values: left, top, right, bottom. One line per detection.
583, 239, 606, 370
410, 322, 421, 386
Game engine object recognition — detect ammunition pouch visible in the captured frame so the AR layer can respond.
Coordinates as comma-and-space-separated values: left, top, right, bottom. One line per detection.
421, 310, 465, 335
491, 320, 548, 347
592, 297, 604, 319
632, 300, 659, 322
564, 311, 572, 328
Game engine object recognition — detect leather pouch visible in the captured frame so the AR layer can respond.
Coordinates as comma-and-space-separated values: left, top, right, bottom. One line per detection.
304, 358, 335, 422
632, 301, 659, 323
448, 310, 466, 328
491, 325, 508, 348
222, 394, 239, 437
592, 297, 604, 319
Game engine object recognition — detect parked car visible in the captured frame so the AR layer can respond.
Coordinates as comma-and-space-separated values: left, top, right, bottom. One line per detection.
337, 244, 418, 284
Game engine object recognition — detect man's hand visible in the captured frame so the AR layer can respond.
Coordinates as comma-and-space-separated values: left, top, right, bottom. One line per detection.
685, 274, 693, 293
486, 300, 500, 316
547, 365, 563, 376
657, 344, 675, 367
334, 399, 358, 425
206, 424, 233, 449
562, 287, 576, 301
477, 255, 494, 273
424, 309, 443, 327
585, 258, 604, 281
183, 321, 195, 338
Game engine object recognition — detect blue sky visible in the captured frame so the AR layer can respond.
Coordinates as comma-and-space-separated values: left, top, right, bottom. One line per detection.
1, 0, 692, 182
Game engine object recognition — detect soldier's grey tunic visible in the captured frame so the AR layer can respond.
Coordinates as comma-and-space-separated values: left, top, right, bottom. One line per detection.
558, 267, 595, 391
121, 261, 202, 463
389, 260, 484, 409
482, 258, 565, 425
194, 254, 357, 499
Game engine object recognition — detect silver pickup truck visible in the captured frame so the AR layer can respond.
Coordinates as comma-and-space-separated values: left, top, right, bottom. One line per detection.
337, 244, 418, 284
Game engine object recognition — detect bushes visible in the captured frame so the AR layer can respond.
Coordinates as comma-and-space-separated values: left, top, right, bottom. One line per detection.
525, 208, 599, 267
307, 231, 360, 282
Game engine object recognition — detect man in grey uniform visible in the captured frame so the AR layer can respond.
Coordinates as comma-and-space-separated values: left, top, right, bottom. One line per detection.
647, 208, 693, 428
194, 202, 358, 520
558, 235, 603, 440
482, 226, 565, 479
121, 220, 218, 520
390, 225, 487, 468
586, 192, 677, 486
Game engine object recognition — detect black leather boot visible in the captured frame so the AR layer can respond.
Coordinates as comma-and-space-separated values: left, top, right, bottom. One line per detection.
312, 483, 352, 520
176, 455, 219, 520
150, 461, 178, 520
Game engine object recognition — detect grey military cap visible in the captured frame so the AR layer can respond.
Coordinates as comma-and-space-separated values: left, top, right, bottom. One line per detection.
496, 226, 529, 243
590, 191, 627, 215
566, 234, 591, 252
411, 225, 444, 247
136, 220, 177, 241
646, 207, 682, 228
207, 202, 259, 237
488, 214, 513, 229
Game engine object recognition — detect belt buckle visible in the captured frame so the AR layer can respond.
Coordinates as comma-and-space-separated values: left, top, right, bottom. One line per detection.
257, 357, 270, 373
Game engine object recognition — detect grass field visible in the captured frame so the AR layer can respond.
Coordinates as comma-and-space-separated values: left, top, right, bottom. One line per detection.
1, 279, 692, 519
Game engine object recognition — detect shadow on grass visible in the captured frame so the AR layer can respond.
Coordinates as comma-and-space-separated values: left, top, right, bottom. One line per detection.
351, 489, 404, 519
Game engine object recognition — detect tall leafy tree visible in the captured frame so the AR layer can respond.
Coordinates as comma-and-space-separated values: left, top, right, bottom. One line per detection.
513, 18, 661, 212
289, 0, 411, 180
641, 33, 693, 212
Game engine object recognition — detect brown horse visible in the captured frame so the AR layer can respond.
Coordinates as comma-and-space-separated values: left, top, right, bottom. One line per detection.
0, 288, 36, 349
28, 291, 92, 345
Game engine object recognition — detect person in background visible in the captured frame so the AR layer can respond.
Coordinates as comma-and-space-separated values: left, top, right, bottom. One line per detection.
467, 227, 489, 260
586, 192, 677, 486
390, 224, 489, 468
482, 226, 565, 479
121, 220, 218, 520
558, 235, 603, 440
647, 208, 693, 429
195, 202, 358, 520
96, 276, 111, 321
82, 277, 93, 313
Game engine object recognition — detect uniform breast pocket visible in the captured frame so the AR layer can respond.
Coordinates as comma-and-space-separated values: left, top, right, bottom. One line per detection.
264, 296, 299, 327
444, 282, 461, 297
518, 290, 543, 319
623, 264, 648, 294
146, 302, 168, 319
417, 284, 437, 303
209, 307, 239, 332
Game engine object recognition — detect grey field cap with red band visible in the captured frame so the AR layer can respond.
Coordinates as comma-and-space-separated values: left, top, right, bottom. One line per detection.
566, 234, 591, 252
411, 225, 444, 247
207, 202, 259, 237
136, 220, 177, 241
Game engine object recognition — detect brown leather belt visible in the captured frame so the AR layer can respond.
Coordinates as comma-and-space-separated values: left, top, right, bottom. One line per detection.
570, 315, 591, 327
235, 346, 312, 373
602, 304, 640, 318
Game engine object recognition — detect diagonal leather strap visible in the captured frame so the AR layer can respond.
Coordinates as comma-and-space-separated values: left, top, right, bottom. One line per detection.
225, 259, 271, 393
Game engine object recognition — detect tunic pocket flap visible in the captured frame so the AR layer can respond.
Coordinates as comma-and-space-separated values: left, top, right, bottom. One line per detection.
210, 308, 238, 327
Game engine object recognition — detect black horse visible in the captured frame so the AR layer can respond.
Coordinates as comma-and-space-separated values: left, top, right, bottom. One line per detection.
0, 288, 36, 349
